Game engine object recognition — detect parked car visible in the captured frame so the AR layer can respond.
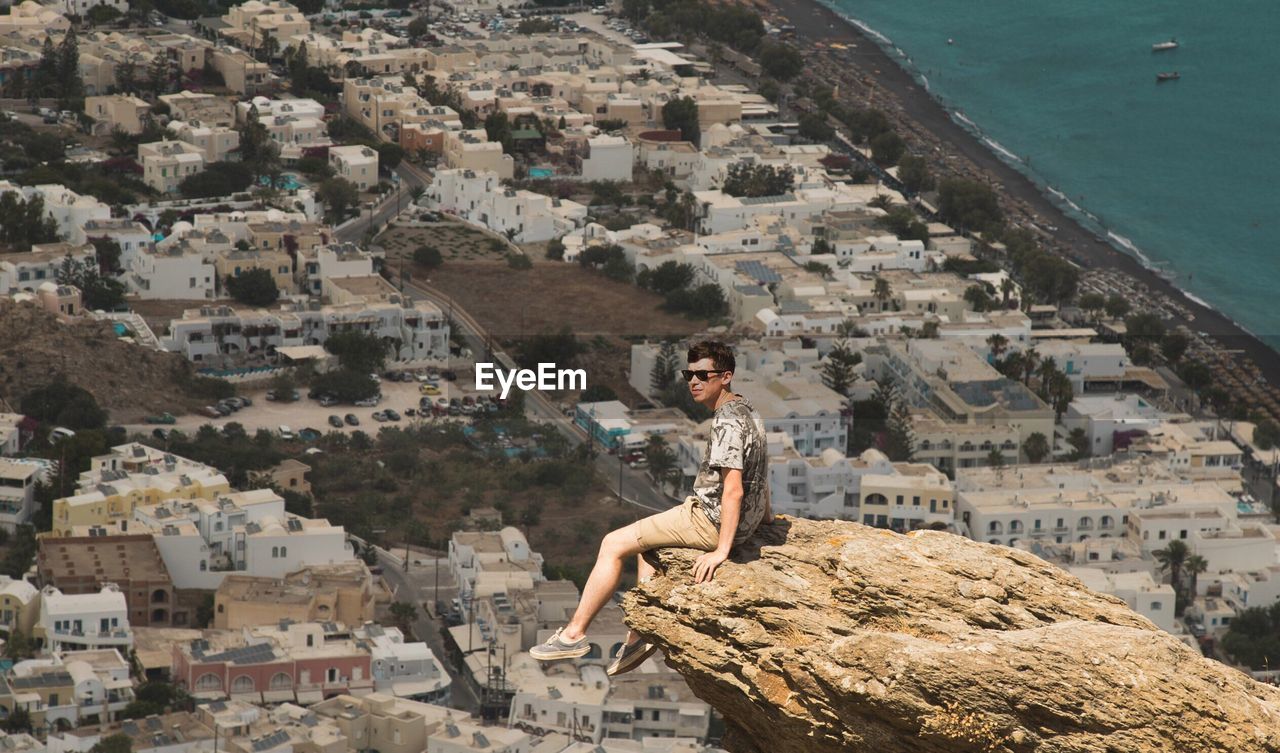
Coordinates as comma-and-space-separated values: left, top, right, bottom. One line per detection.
265, 390, 279, 401
344, 413, 360, 426
278, 425, 295, 439
145, 412, 177, 424
441, 369, 457, 381
199, 406, 222, 418
328, 415, 344, 428
384, 409, 401, 421
50, 427, 77, 441
318, 395, 338, 407
372, 411, 388, 422
355, 395, 380, 407
420, 384, 440, 396
405, 408, 417, 417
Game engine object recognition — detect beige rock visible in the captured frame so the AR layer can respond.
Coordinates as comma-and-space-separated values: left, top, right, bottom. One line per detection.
623, 517, 1280, 753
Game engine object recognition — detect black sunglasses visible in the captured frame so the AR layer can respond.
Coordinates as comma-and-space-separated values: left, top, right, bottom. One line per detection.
681, 369, 728, 382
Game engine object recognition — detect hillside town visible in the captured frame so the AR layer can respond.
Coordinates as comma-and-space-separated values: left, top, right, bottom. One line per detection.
0, 0, 1278, 747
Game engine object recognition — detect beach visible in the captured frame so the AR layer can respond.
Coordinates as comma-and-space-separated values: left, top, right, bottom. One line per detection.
759, 0, 1280, 409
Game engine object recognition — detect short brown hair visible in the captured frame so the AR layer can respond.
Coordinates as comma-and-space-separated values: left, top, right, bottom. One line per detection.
687, 340, 735, 372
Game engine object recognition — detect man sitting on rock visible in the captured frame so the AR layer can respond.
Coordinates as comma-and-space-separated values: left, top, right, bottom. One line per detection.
531, 339, 771, 675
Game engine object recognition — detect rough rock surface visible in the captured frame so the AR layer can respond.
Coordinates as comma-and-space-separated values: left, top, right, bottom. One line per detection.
0, 300, 203, 420
623, 517, 1280, 753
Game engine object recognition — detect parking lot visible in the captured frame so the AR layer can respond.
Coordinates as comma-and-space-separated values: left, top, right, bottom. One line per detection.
128, 366, 500, 438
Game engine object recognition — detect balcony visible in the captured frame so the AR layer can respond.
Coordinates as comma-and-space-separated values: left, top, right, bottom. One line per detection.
1052, 526, 1069, 533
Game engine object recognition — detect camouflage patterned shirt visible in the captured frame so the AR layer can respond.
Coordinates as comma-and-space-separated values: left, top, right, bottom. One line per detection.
692, 396, 769, 545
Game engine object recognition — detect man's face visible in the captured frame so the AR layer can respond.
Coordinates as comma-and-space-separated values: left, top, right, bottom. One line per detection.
686, 357, 731, 406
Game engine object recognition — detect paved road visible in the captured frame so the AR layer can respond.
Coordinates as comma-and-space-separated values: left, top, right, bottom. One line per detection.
334, 163, 432, 244
376, 547, 481, 714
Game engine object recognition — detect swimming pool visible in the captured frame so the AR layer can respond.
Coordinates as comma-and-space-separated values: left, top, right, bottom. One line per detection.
528, 168, 553, 178
112, 322, 130, 337
261, 174, 304, 190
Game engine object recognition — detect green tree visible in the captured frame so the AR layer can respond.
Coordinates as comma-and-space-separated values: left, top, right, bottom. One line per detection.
758, 42, 803, 81
376, 142, 405, 171
2, 705, 31, 733
389, 601, 418, 633
34, 36, 58, 99
644, 435, 678, 493
91, 734, 133, 753
21, 378, 107, 429
1066, 427, 1090, 460
721, 162, 794, 198
897, 154, 934, 193
1161, 331, 1190, 364
876, 206, 930, 243
650, 341, 679, 395
56, 27, 85, 111
310, 369, 378, 402
870, 130, 905, 167
2, 628, 32, 660
872, 277, 893, 311
1078, 292, 1106, 320
798, 112, 834, 142
545, 237, 565, 261
661, 96, 699, 145
89, 237, 123, 274
1023, 432, 1050, 463
413, 245, 443, 268
179, 161, 253, 198
964, 284, 994, 313
581, 384, 617, 403
1154, 539, 1189, 600
224, 268, 279, 307
318, 177, 359, 223
820, 341, 862, 396
1183, 554, 1208, 612
517, 327, 580, 371
325, 331, 387, 373
938, 178, 1003, 233
1104, 294, 1131, 320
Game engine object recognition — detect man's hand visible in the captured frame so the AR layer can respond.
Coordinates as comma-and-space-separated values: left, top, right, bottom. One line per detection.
692, 549, 729, 583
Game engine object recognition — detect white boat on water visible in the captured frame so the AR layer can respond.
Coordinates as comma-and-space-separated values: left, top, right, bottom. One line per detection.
1152, 38, 1178, 51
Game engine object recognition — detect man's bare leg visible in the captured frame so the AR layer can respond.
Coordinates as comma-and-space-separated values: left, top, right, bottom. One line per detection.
617, 551, 658, 646
560, 524, 643, 642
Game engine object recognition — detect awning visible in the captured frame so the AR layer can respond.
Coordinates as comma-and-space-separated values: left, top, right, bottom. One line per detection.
230, 692, 262, 704
262, 690, 295, 703
296, 689, 324, 705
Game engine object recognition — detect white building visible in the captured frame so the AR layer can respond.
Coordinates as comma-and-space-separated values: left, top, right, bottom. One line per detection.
161, 296, 449, 363
448, 528, 544, 599
167, 120, 241, 163
128, 244, 217, 300
1033, 341, 1131, 391
1064, 394, 1167, 457
0, 182, 111, 245
58, 0, 128, 18
132, 489, 355, 590
36, 585, 133, 653
0, 459, 38, 530
358, 623, 451, 705
1070, 569, 1176, 634
424, 169, 587, 244
6, 649, 135, 729
329, 145, 378, 190
139, 141, 207, 194
579, 135, 632, 182
0, 242, 97, 295
81, 219, 154, 272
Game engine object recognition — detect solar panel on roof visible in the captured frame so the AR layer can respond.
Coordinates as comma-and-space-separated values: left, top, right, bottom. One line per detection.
734, 260, 783, 284
251, 730, 290, 752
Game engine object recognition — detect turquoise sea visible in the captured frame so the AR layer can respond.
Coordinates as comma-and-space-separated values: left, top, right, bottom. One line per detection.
824, 0, 1279, 346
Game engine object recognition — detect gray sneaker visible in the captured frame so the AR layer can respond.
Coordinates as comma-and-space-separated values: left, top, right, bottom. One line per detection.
606, 639, 657, 676
530, 628, 590, 661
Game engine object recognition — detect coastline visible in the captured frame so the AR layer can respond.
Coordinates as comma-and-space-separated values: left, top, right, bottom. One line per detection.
763, 0, 1280, 395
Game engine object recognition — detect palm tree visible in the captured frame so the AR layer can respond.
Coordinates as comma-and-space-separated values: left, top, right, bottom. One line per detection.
1022, 432, 1049, 463
986, 333, 1008, 360
1184, 554, 1208, 606
1020, 348, 1039, 386
872, 277, 892, 312
1000, 277, 1016, 308
1154, 540, 1190, 595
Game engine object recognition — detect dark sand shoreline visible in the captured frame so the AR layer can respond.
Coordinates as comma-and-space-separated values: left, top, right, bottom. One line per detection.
767, 0, 1280, 390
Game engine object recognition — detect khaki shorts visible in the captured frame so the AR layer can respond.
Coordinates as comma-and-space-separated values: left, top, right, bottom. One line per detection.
635, 496, 720, 552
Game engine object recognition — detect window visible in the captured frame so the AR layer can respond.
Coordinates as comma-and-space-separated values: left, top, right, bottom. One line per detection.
269, 672, 292, 690
231, 675, 254, 693
280, 546, 287, 557
196, 673, 221, 691
1150, 602, 1162, 611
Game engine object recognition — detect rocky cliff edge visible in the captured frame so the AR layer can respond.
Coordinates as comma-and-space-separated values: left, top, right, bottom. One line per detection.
623, 517, 1280, 753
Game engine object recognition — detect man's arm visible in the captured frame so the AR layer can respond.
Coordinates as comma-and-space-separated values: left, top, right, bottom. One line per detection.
693, 468, 742, 583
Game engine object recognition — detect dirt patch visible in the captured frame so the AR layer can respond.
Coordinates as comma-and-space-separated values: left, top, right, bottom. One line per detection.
0, 301, 208, 422
426, 261, 708, 341
378, 220, 512, 263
